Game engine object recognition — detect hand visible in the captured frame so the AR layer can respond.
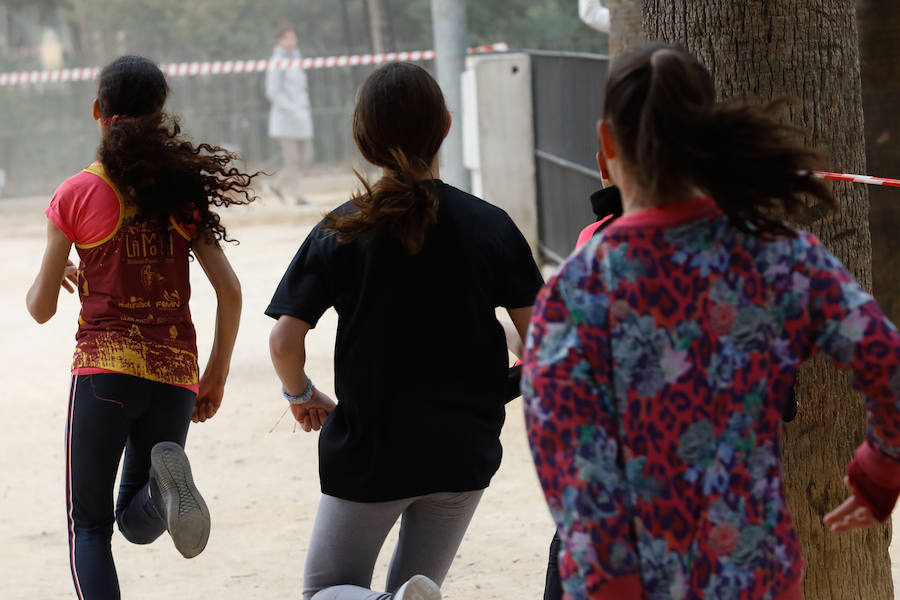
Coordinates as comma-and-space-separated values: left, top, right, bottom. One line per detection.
193, 375, 225, 423
290, 387, 336, 432
823, 477, 877, 533
61, 260, 78, 293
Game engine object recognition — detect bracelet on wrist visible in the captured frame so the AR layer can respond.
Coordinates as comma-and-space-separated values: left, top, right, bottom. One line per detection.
283, 377, 314, 404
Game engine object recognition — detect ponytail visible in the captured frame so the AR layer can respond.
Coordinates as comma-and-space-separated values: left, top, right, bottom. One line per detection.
323, 61, 448, 254
326, 148, 439, 254
606, 43, 833, 237
692, 99, 832, 237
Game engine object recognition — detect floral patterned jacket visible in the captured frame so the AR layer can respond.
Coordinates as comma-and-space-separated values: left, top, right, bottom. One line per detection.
523, 195, 900, 600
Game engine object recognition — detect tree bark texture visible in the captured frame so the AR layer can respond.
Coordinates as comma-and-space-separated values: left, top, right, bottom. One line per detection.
608, 0, 646, 57
859, 0, 900, 326
642, 2, 890, 599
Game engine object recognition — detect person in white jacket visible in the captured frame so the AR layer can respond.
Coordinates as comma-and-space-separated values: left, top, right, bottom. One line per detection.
579, 0, 610, 32
265, 25, 314, 205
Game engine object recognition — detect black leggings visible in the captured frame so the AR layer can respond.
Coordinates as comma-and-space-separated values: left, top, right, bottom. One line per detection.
543, 530, 563, 600
65, 373, 195, 599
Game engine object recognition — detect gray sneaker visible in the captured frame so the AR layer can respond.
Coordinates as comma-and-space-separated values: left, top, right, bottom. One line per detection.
394, 575, 441, 600
149, 442, 210, 558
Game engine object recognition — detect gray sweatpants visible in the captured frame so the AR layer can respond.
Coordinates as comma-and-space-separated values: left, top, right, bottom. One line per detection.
303, 490, 484, 600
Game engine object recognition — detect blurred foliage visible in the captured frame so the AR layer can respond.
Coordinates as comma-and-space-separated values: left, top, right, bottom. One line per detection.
468, 0, 607, 52
4, 0, 607, 69
61, 0, 308, 64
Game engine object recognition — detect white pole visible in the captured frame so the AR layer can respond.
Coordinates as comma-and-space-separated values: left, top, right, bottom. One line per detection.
430, 0, 470, 191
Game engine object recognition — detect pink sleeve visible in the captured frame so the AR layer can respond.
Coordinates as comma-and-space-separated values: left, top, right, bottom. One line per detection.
44, 173, 121, 246
45, 180, 78, 242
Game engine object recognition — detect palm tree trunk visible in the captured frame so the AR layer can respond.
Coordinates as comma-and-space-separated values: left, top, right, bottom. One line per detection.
643, 2, 890, 598
607, 0, 645, 57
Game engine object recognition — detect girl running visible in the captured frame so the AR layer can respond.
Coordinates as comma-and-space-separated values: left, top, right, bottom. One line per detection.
266, 61, 544, 600
523, 43, 900, 599
26, 55, 253, 599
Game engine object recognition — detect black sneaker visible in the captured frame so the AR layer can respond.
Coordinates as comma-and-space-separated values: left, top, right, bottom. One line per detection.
149, 442, 210, 558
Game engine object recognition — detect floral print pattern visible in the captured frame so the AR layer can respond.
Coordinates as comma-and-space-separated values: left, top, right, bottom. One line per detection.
523, 198, 900, 599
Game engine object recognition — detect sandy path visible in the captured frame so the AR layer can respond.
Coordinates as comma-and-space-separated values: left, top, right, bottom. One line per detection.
3, 178, 899, 599
0, 183, 553, 600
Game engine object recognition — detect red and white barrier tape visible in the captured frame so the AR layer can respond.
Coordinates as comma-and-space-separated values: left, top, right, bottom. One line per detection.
814, 171, 900, 188
0, 43, 510, 87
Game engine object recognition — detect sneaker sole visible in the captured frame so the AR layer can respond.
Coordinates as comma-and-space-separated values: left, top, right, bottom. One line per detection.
396, 575, 442, 600
150, 442, 210, 558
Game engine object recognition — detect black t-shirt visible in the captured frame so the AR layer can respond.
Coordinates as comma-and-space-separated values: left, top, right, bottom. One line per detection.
266, 180, 544, 501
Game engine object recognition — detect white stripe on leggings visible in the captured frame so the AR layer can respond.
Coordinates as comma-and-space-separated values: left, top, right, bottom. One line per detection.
66, 376, 85, 599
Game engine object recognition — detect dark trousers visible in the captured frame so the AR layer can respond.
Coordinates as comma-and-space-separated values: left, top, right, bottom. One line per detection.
65, 374, 195, 599
544, 530, 563, 600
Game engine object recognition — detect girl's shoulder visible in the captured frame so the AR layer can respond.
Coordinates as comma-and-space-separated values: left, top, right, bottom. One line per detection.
779, 227, 840, 272
56, 169, 104, 196
48, 164, 123, 246
57, 163, 121, 201
752, 225, 825, 261
574, 215, 616, 251
788, 227, 823, 249
434, 181, 518, 231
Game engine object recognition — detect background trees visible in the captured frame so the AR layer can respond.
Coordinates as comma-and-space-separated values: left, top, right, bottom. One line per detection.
1, 0, 610, 72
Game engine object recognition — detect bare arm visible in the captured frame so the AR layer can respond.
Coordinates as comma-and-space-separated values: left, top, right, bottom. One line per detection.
26, 220, 76, 323
506, 306, 534, 353
192, 237, 242, 423
501, 320, 524, 360
269, 314, 335, 432
269, 314, 311, 395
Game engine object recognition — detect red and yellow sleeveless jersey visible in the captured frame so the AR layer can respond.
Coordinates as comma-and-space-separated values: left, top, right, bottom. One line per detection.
47, 162, 199, 391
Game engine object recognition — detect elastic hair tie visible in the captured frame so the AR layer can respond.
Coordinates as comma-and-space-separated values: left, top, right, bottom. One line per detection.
103, 114, 131, 126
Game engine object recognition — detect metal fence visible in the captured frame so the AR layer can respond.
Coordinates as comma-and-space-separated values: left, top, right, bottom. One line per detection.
0, 62, 411, 198
530, 50, 609, 262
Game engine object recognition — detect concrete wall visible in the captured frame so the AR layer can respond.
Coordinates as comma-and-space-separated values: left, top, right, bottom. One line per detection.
462, 53, 539, 256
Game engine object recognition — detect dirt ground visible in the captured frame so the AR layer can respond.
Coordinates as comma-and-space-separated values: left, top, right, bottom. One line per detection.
1, 174, 899, 599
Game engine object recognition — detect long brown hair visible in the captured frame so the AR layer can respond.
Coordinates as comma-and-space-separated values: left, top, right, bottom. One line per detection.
604, 43, 833, 237
324, 62, 448, 254
97, 55, 258, 243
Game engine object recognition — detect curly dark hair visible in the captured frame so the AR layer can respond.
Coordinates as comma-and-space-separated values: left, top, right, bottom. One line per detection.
96, 55, 259, 244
